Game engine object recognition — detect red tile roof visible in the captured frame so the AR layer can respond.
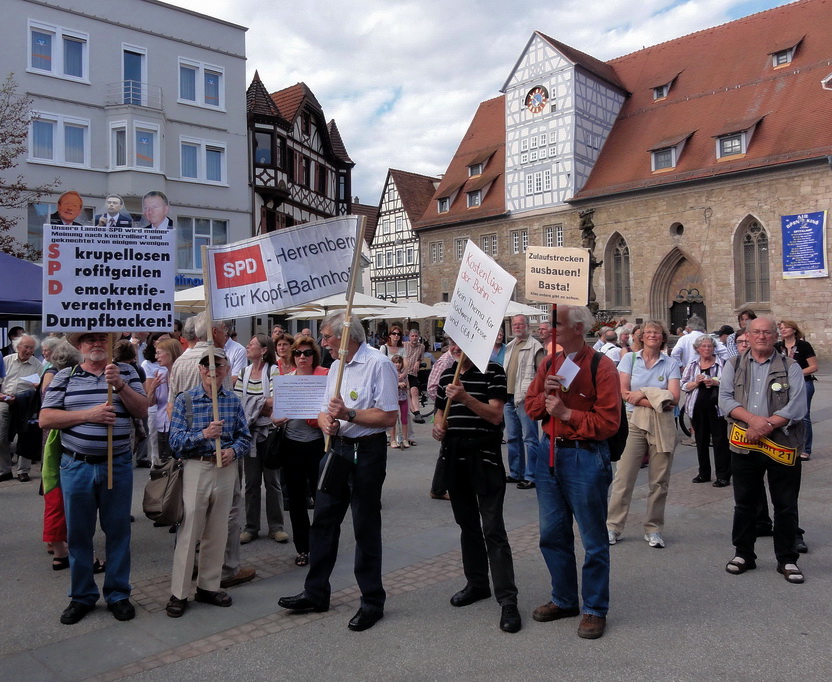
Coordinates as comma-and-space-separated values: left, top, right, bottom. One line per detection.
537, 32, 627, 92
575, 0, 832, 200
388, 169, 439, 224
327, 120, 353, 164
351, 202, 379, 245
246, 70, 284, 120
270, 82, 322, 123
415, 96, 508, 230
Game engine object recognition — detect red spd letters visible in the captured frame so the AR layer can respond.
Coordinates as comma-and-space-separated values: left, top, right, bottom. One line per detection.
214, 246, 267, 289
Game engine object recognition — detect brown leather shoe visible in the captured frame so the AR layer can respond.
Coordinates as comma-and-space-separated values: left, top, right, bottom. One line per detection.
532, 601, 580, 622
577, 614, 606, 639
220, 567, 256, 588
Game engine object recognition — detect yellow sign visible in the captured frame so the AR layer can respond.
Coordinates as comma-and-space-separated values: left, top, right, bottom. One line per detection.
525, 246, 590, 305
728, 423, 797, 466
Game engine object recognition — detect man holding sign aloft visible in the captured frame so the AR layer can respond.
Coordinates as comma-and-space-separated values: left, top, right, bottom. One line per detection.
432, 338, 522, 634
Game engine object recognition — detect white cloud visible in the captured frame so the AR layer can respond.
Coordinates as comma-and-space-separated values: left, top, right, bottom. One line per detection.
167, 0, 791, 204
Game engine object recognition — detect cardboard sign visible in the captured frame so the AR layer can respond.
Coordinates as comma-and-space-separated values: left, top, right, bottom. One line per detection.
525, 246, 591, 305
207, 216, 359, 318
43, 225, 175, 331
444, 240, 516, 373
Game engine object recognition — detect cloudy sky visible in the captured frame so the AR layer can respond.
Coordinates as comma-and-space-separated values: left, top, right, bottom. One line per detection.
169, 0, 792, 205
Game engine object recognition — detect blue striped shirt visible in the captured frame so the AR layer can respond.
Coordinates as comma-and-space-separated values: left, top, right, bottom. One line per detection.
169, 384, 251, 459
41, 363, 146, 456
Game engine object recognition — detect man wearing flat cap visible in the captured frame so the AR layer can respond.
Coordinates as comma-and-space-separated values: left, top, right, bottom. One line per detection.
40, 332, 147, 625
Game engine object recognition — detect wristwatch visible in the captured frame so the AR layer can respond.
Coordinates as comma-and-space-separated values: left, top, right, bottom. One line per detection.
346, 409, 357, 422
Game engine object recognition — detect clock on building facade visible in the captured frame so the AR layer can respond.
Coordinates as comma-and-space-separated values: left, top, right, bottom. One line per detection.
525, 85, 549, 113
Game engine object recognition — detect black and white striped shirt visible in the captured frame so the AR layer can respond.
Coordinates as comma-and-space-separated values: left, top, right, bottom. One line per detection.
436, 361, 506, 437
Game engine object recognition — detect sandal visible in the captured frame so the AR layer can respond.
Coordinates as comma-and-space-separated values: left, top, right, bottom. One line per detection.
408, 440, 417, 447
47, 542, 54, 555
800, 453, 810, 461
194, 587, 232, 607
402, 441, 410, 449
777, 563, 804, 584
166, 595, 188, 618
52, 556, 69, 571
725, 556, 756, 575
295, 552, 309, 567
390, 442, 400, 449
93, 558, 106, 574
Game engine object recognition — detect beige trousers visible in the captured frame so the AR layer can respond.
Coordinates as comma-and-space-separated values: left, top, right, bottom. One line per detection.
170, 458, 238, 599
607, 414, 675, 534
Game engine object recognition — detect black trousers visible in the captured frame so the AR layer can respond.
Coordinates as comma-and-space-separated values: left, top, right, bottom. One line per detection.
282, 436, 325, 554
732, 451, 801, 564
445, 436, 518, 606
690, 406, 731, 481
304, 433, 387, 611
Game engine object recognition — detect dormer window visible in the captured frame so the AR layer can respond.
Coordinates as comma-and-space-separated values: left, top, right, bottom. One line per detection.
772, 49, 793, 67
650, 71, 681, 102
437, 197, 450, 213
467, 190, 481, 208
718, 133, 744, 158
822, 73, 832, 91
653, 84, 669, 100
768, 37, 802, 69
652, 148, 674, 171
468, 162, 483, 177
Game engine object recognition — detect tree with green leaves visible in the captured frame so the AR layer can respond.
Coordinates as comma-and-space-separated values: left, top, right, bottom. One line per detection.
0, 73, 58, 260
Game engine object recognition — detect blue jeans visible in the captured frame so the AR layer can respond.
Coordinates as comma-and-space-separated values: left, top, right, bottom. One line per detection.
504, 399, 542, 481
803, 379, 814, 455
536, 435, 612, 617
60, 451, 133, 605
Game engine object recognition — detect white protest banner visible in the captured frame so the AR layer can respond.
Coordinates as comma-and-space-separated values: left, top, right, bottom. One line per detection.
525, 246, 591, 305
43, 225, 175, 331
207, 216, 360, 319
272, 375, 329, 419
444, 240, 516, 373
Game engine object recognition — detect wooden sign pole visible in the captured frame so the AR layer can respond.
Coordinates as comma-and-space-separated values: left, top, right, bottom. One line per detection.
201, 245, 223, 467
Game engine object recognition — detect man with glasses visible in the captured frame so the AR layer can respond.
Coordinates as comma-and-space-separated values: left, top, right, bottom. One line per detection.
40, 332, 147, 625
719, 317, 806, 584
165, 349, 251, 617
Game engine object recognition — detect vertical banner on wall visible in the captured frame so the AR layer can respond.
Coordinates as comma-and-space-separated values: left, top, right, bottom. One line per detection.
781, 211, 828, 279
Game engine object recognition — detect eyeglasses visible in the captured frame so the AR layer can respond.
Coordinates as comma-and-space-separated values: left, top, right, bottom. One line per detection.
389, 332, 401, 336
320, 333, 335, 342
200, 363, 228, 370
748, 330, 775, 336
292, 349, 314, 358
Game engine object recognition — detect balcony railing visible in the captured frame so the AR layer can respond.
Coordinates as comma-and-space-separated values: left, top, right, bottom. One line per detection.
105, 81, 163, 110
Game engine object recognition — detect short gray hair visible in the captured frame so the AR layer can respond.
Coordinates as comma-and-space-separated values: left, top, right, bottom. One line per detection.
563, 305, 596, 335
13, 335, 38, 352
321, 311, 366, 344
687, 315, 706, 332
51, 340, 83, 370
41, 336, 62, 354
692, 334, 715, 350
747, 316, 776, 333
183, 316, 197, 342
193, 312, 208, 341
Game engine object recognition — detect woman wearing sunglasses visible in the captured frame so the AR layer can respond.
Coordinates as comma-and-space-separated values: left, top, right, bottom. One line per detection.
282, 336, 329, 566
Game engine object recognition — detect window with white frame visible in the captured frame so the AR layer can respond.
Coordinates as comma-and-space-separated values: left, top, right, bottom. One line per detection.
28, 21, 88, 81
544, 225, 553, 248
467, 190, 481, 208
556, 224, 564, 247
549, 146, 557, 158
395, 216, 403, 232
135, 124, 159, 170
407, 278, 418, 297
176, 217, 228, 271
520, 138, 529, 152
520, 152, 529, 164
771, 49, 793, 67
530, 136, 538, 149
381, 220, 389, 235
539, 134, 547, 147
406, 247, 415, 265
530, 150, 538, 162
375, 252, 383, 269
181, 138, 226, 183
534, 171, 543, 193
429, 241, 444, 264
396, 249, 404, 266
29, 114, 89, 166
548, 131, 557, 145
652, 147, 675, 170
437, 197, 450, 213
111, 124, 127, 168
386, 251, 393, 267
455, 238, 466, 260
525, 174, 534, 195
543, 169, 552, 191
511, 229, 528, 255
468, 162, 483, 177
718, 133, 744, 158
653, 84, 669, 100
179, 59, 225, 109
480, 234, 497, 256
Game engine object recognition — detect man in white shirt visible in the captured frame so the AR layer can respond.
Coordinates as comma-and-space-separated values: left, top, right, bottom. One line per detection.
671, 315, 727, 368
220, 323, 247, 387
598, 330, 622, 366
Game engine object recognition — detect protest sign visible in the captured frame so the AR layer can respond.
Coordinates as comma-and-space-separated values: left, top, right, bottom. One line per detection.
207, 216, 360, 319
781, 211, 828, 279
525, 246, 591, 305
42, 225, 175, 331
444, 240, 516, 373
272, 375, 329, 419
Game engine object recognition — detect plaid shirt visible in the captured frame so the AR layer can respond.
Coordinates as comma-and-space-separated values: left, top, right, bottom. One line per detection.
168, 384, 251, 459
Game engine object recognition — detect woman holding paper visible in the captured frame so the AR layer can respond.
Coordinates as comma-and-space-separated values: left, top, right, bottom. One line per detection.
237, 334, 287, 545
281, 335, 328, 566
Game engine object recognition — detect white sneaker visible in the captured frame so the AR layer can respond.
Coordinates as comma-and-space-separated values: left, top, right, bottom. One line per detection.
239, 530, 257, 544
644, 532, 665, 548
608, 530, 620, 545
268, 530, 290, 543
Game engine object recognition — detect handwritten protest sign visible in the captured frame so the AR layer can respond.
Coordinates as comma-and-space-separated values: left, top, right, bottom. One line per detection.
207, 216, 359, 319
525, 246, 590, 305
444, 240, 516, 373
781, 211, 828, 279
43, 225, 175, 331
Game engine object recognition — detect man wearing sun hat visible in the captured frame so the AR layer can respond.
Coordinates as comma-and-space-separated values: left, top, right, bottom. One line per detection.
39, 331, 147, 625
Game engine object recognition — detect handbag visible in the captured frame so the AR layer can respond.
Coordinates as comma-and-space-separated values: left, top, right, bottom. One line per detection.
259, 424, 286, 470
317, 446, 353, 494
142, 457, 184, 525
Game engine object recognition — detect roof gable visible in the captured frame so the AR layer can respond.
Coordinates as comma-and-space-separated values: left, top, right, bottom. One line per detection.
388, 169, 440, 224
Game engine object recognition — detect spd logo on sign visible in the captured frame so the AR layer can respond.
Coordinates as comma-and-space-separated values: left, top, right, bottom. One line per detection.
213, 245, 268, 289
